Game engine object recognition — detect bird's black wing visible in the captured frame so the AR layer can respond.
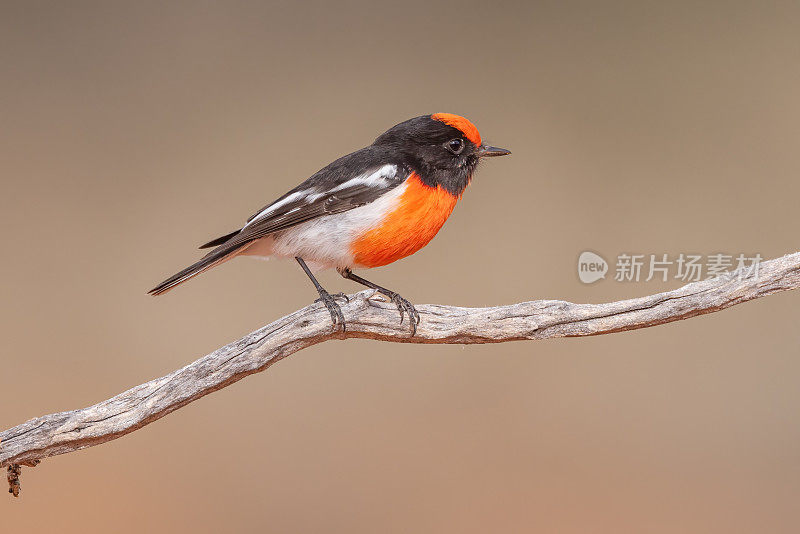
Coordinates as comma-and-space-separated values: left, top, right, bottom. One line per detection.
224, 160, 407, 248
150, 149, 408, 295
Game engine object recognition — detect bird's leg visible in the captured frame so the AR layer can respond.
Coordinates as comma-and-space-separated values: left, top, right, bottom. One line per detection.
296, 257, 347, 331
338, 267, 420, 335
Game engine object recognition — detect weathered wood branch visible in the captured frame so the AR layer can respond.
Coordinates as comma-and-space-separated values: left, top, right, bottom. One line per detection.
3, 252, 799, 496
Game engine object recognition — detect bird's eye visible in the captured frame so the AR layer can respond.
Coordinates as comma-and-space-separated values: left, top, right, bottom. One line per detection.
445, 138, 464, 155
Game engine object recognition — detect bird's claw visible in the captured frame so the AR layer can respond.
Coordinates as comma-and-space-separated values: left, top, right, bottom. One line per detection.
315, 289, 346, 332
389, 293, 420, 336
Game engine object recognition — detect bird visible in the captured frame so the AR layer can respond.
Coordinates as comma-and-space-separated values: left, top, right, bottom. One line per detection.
149, 113, 510, 334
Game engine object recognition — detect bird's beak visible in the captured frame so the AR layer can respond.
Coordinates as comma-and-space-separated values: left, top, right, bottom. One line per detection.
475, 145, 511, 158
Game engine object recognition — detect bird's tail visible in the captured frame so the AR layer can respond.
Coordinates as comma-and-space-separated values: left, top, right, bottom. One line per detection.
148, 240, 252, 296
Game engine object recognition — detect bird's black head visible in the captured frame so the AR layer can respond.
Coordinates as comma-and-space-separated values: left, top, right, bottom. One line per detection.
373, 113, 510, 196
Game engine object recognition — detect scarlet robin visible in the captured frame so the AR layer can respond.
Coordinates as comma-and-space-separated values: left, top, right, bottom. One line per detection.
150, 113, 511, 334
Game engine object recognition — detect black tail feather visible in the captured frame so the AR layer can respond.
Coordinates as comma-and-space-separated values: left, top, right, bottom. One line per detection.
148, 241, 249, 296
199, 230, 240, 249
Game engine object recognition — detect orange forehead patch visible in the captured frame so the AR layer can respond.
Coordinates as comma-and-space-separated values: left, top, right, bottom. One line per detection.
431, 113, 482, 146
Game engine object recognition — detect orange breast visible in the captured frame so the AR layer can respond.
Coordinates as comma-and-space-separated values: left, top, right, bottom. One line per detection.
351, 173, 459, 268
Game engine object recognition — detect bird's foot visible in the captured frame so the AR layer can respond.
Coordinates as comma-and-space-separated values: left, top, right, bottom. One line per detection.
386, 292, 420, 336
315, 290, 347, 332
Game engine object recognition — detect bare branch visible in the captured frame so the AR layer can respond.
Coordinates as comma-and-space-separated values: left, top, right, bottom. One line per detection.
2, 252, 799, 496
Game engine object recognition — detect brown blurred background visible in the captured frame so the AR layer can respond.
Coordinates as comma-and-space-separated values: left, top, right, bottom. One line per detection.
2, 1, 800, 532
